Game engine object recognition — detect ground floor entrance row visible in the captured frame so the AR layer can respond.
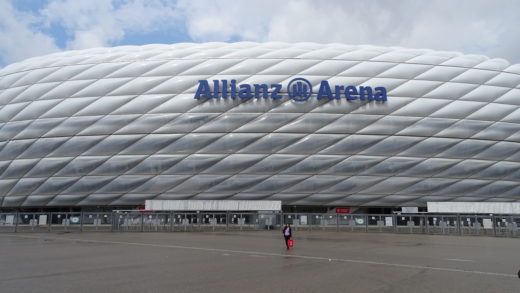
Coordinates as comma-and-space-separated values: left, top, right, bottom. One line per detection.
2, 211, 520, 238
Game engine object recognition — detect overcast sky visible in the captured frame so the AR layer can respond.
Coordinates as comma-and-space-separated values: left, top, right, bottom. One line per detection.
1, 0, 519, 68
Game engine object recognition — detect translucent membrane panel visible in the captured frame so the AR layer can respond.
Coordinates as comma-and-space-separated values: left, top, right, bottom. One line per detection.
44, 116, 101, 137
361, 136, 424, 156
0, 179, 17, 196
11, 99, 61, 121
362, 157, 423, 175
397, 178, 458, 195
78, 115, 139, 136
71, 78, 133, 98
120, 134, 183, 155
472, 122, 520, 141
1, 159, 39, 178
32, 177, 78, 194
202, 154, 267, 174
48, 194, 89, 206
437, 140, 495, 159
62, 176, 116, 194
279, 134, 344, 154
165, 154, 226, 174
399, 137, 460, 157
83, 135, 144, 156
154, 113, 220, 133
39, 80, 98, 101
473, 141, 519, 160
0, 121, 31, 141
437, 179, 491, 195
238, 133, 306, 154
275, 114, 342, 133
362, 177, 422, 194
316, 114, 382, 134
14, 118, 65, 140
399, 158, 458, 176
131, 175, 191, 193
243, 175, 309, 193
104, 60, 167, 78
89, 155, 147, 176
96, 175, 153, 193
49, 136, 105, 157
19, 137, 69, 159
430, 101, 486, 119
74, 96, 134, 116
22, 195, 56, 207
357, 116, 421, 135
323, 156, 385, 175
75, 193, 121, 205
397, 118, 457, 137
475, 161, 520, 179
321, 135, 384, 155
54, 156, 108, 176
376, 63, 434, 80
391, 98, 450, 117
0, 103, 29, 124
111, 95, 172, 115
257, 59, 321, 75
207, 174, 270, 193
194, 113, 260, 133
472, 181, 518, 196
199, 133, 264, 153
438, 159, 495, 178
126, 155, 185, 175
460, 85, 511, 103
8, 67, 60, 88
7, 178, 47, 196
25, 157, 74, 177
229, 113, 302, 133
281, 155, 345, 174
323, 176, 384, 194
158, 133, 222, 154
242, 154, 305, 174
284, 175, 345, 193
168, 174, 229, 193
435, 120, 491, 138
108, 77, 173, 96
422, 82, 478, 100
0, 161, 9, 176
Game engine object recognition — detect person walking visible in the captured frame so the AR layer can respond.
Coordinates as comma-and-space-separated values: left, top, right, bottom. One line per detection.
282, 223, 292, 249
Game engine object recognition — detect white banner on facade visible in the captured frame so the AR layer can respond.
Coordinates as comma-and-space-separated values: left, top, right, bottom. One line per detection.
401, 207, 418, 213
427, 202, 520, 214
145, 200, 281, 211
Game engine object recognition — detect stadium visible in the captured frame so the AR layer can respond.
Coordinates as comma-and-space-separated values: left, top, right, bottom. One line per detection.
1, 42, 520, 212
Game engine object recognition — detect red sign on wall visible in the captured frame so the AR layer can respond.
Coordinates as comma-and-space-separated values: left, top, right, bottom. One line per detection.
335, 207, 351, 214
137, 206, 152, 213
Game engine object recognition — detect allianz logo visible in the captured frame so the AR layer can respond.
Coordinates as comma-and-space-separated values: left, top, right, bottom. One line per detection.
194, 77, 387, 102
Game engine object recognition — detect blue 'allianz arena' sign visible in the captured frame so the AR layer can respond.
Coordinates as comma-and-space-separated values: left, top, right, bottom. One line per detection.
194, 78, 387, 102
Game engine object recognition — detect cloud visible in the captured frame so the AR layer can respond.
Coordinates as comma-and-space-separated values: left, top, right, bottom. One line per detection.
178, 0, 520, 63
176, 0, 276, 42
41, 0, 180, 50
0, 1, 60, 65
1, 0, 519, 67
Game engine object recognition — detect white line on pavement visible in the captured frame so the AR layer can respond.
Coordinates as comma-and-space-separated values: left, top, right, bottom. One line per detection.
445, 258, 474, 262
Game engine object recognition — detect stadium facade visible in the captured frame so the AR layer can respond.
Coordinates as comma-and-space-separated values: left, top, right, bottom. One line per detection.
1, 42, 520, 211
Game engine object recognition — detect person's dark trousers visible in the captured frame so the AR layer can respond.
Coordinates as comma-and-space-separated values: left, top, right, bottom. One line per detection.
284, 236, 291, 248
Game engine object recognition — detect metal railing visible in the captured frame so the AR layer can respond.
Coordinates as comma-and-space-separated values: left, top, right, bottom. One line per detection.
1, 211, 520, 237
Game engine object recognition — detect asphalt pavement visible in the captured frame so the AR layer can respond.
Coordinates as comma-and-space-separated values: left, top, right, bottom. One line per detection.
0, 231, 519, 292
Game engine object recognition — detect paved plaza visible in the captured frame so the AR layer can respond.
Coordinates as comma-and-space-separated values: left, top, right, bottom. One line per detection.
0, 231, 519, 292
